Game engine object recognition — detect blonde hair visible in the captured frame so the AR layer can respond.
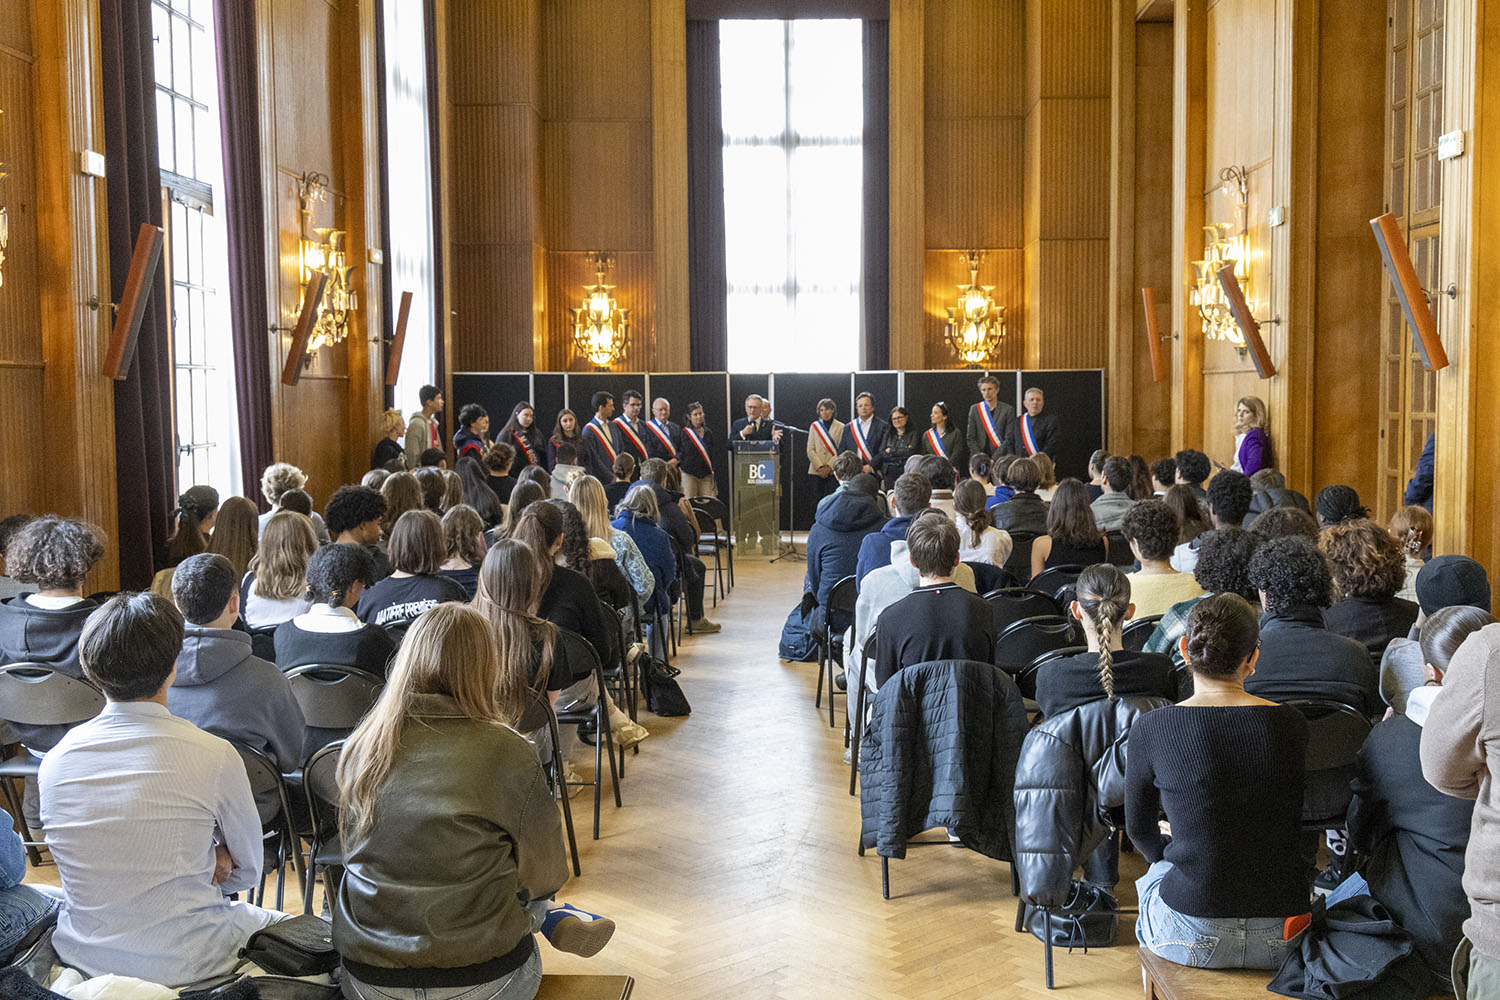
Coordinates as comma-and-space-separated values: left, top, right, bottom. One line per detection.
207, 496, 260, 579
1237, 396, 1269, 432
474, 540, 557, 725
1389, 505, 1433, 557
260, 462, 308, 508
568, 475, 613, 540
337, 603, 506, 841
380, 408, 405, 437
248, 511, 316, 600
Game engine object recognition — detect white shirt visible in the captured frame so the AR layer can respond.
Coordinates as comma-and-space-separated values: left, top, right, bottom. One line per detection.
290, 602, 365, 634
243, 573, 313, 630
26, 594, 86, 610
958, 522, 1014, 568
39, 702, 281, 986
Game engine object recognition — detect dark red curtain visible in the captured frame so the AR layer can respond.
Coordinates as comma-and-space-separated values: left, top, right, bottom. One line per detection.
99, 0, 176, 588
862, 19, 890, 370
686, 20, 728, 372
214, 0, 274, 507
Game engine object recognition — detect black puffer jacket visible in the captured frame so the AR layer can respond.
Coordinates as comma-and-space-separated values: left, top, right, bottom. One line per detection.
858, 659, 1028, 861
1013, 696, 1171, 908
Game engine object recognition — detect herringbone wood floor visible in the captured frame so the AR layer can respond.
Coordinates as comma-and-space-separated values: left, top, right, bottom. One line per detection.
24, 557, 1151, 998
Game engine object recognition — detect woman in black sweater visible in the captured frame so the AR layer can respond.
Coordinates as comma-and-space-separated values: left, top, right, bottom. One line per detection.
1126, 593, 1310, 970
873, 406, 919, 492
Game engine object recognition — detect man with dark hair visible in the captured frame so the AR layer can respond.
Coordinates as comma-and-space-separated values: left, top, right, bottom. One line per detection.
1243, 467, 1312, 529
40, 593, 284, 986
1091, 455, 1136, 532
1206, 469, 1254, 529
803, 462, 885, 642
918, 455, 957, 517
990, 457, 1048, 536
1246, 536, 1380, 715
614, 389, 650, 463
1086, 448, 1111, 501
551, 442, 586, 499
404, 384, 445, 468
1150, 458, 1176, 496
417, 447, 447, 469
816, 452, 866, 517
1145, 526, 1264, 672
638, 460, 719, 634
169, 554, 304, 776
967, 374, 1018, 462
581, 391, 624, 482
873, 516, 995, 688
1122, 499, 1204, 619
1174, 448, 1212, 514
840, 391, 888, 477
856, 472, 933, 583
325, 484, 392, 582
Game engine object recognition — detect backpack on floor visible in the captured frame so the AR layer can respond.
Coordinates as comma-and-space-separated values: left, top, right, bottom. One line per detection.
778, 605, 817, 662
643, 656, 691, 717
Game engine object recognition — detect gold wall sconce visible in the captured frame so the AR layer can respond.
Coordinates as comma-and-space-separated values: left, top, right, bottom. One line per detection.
945, 250, 1006, 367
572, 252, 629, 369
1191, 165, 1251, 348
295, 171, 355, 351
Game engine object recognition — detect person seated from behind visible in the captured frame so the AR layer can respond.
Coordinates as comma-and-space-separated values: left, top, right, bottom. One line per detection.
0, 823, 59, 962
638, 458, 720, 634
1145, 527, 1263, 677
803, 464, 886, 641
1030, 478, 1109, 579
0, 513, 38, 602
440, 504, 487, 599
816, 452, 865, 517
1246, 536, 1381, 716
918, 455, 958, 518
1244, 467, 1311, 529
1349, 605, 1494, 979
990, 457, 1049, 536
1315, 483, 1369, 530
1389, 505, 1433, 603
1320, 518, 1420, 665
356, 510, 468, 632
325, 483, 393, 584
1127, 594, 1310, 970
257, 462, 331, 544
605, 453, 636, 511
1380, 555, 1490, 715
1173, 470, 1252, 573
241, 511, 317, 632
1085, 448, 1110, 502
969, 453, 994, 497
550, 443, 587, 500
987, 454, 1019, 509
902, 454, 925, 478
1150, 458, 1175, 497
418, 447, 447, 469
484, 442, 519, 505
1121, 500, 1204, 620
1163, 484, 1214, 574
168, 554, 304, 776
1173, 449, 1212, 516
413, 467, 447, 514
873, 515, 995, 689
1252, 505, 1320, 543
516, 463, 553, 499
855, 472, 932, 585
1032, 452, 1058, 502
40, 594, 285, 987
333, 604, 615, 1000
954, 480, 1012, 568
1090, 456, 1136, 533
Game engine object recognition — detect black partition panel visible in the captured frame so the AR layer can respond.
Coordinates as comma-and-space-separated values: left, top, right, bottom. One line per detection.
531, 374, 567, 438
854, 371, 900, 419
451, 374, 531, 441
901, 370, 988, 435
728, 373, 771, 431
1019, 370, 1105, 482
770, 372, 852, 530
649, 373, 730, 495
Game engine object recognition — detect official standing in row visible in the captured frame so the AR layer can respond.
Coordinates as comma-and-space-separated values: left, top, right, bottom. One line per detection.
614, 389, 651, 466
840, 392, 888, 477
679, 402, 717, 499
968, 374, 1018, 463
644, 397, 682, 470
581, 392, 625, 482
807, 398, 845, 504
1012, 386, 1059, 458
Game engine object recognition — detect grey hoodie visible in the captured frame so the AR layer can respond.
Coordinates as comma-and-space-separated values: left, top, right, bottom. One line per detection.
167, 625, 305, 772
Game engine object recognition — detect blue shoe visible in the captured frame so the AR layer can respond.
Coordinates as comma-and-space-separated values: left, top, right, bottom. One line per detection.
541, 903, 616, 957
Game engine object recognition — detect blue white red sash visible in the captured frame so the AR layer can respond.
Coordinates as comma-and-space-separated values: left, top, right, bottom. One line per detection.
976, 402, 1002, 449
614, 417, 648, 456
1019, 414, 1039, 456
925, 428, 947, 457
684, 426, 712, 468
850, 419, 874, 462
646, 419, 677, 458
512, 431, 536, 465
810, 420, 839, 457
584, 418, 617, 462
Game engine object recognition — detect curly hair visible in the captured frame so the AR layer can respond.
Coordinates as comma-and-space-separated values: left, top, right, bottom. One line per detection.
1174, 449, 1210, 486
1320, 518, 1407, 601
1192, 527, 1262, 600
484, 442, 516, 475
7, 517, 106, 591
325, 485, 388, 538
1248, 535, 1332, 613
1150, 458, 1176, 490
1251, 506, 1319, 542
1183, 593, 1260, 677
1315, 484, 1368, 526
1121, 499, 1179, 561
260, 462, 308, 508
1207, 470, 1253, 525
545, 499, 591, 574
306, 543, 375, 607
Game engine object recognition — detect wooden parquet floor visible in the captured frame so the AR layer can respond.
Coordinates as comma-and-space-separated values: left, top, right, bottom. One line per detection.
24, 556, 1150, 998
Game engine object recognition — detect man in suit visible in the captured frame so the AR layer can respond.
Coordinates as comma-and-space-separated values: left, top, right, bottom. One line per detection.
613, 389, 651, 464
839, 391, 888, 477
1011, 386, 1060, 458
731, 394, 782, 443
966, 374, 1018, 462
581, 391, 624, 482
644, 397, 682, 469
402, 384, 444, 468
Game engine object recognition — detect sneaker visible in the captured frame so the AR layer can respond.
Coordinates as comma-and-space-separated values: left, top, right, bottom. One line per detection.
834, 671, 847, 692
689, 618, 722, 633
612, 719, 650, 750
540, 903, 616, 957
626, 641, 649, 666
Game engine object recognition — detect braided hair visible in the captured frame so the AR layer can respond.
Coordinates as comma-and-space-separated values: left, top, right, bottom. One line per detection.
1074, 564, 1132, 700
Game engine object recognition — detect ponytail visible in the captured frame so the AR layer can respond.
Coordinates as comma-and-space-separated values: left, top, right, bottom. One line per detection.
1075, 564, 1131, 701
953, 480, 991, 546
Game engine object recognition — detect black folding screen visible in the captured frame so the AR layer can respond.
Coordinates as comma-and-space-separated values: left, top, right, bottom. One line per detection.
451, 374, 531, 441
1019, 370, 1106, 483
532, 373, 567, 435
650, 372, 732, 484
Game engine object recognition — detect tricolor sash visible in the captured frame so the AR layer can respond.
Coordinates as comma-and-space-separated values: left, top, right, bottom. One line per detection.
1020, 413, 1039, 456
684, 426, 712, 469
976, 402, 1003, 449
614, 416, 648, 456
925, 428, 947, 457
850, 419, 874, 462
646, 419, 677, 458
512, 431, 536, 465
585, 418, 618, 462
810, 420, 839, 457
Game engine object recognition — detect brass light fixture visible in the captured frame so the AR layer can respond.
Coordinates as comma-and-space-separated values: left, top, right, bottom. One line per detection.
945, 250, 1006, 367
295, 171, 355, 351
0, 108, 9, 290
1191, 165, 1251, 347
572, 252, 629, 369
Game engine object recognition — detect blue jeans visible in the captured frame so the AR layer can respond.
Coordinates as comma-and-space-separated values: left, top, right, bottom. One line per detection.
342, 939, 542, 1000
0, 884, 59, 962
1134, 860, 1293, 970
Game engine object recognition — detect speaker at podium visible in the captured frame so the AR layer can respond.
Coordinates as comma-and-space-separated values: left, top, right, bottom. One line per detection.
731, 441, 780, 559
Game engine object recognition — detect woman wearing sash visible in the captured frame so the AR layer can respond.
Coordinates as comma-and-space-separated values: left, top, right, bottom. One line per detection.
806, 398, 845, 504
547, 409, 583, 471
679, 402, 718, 499
922, 401, 967, 481
499, 402, 547, 469
873, 406, 919, 492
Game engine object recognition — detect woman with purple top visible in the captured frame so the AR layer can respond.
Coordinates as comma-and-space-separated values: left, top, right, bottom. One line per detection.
1231, 396, 1272, 476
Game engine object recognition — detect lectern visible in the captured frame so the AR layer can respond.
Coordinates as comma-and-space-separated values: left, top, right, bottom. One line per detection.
731, 441, 779, 559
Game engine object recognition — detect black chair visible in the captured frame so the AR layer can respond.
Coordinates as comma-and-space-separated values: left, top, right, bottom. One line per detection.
554, 629, 622, 840
301, 740, 344, 915
983, 588, 1063, 634
1120, 615, 1163, 652
1286, 700, 1373, 828
247, 626, 278, 662
518, 692, 582, 877
994, 615, 1085, 675
285, 665, 385, 731
848, 631, 878, 796
1029, 565, 1087, 605
690, 496, 733, 599
1014, 645, 1088, 704
814, 575, 859, 727
964, 562, 1016, 595
0, 664, 106, 865
231, 741, 307, 912
1105, 530, 1134, 567
1004, 531, 1040, 583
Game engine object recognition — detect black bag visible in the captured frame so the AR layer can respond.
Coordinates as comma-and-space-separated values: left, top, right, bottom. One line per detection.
182, 975, 340, 1000
239, 915, 339, 977
778, 605, 817, 662
643, 656, 691, 717
1024, 882, 1120, 951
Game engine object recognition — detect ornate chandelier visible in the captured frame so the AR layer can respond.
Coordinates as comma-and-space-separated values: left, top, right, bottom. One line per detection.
945, 251, 1006, 367
572, 252, 629, 369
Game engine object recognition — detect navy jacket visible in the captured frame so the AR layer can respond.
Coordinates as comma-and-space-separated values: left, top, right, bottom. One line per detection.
839, 416, 889, 466
613, 511, 676, 616
804, 491, 885, 631
1403, 433, 1435, 511
856, 514, 915, 586
1246, 604, 1383, 717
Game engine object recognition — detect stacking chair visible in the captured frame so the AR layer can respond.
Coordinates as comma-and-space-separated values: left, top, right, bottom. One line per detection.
814, 575, 859, 727
0, 664, 106, 865
554, 629, 622, 840
246, 626, 279, 662
1120, 615, 1163, 652
285, 665, 385, 733
1029, 565, 1087, 606
690, 496, 733, 601
965, 562, 1017, 595
848, 631, 878, 796
984, 588, 1063, 634
1004, 530, 1041, 583
1105, 530, 1135, 567
232, 741, 306, 912
994, 615, 1086, 676
518, 693, 582, 877
301, 741, 345, 914
1286, 700, 1373, 829
1015, 645, 1088, 706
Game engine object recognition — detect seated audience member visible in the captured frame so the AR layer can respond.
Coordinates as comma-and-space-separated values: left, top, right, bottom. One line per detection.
1085, 449, 1110, 502
1121, 500, 1204, 620
334, 604, 614, 1000
570, 475, 655, 615
1164, 484, 1213, 573
855, 473, 932, 584
611, 484, 677, 627
1149, 458, 1175, 497
418, 446, 447, 469
1031, 478, 1109, 579
380, 471, 426, 540
1252, 504, 1320, 542
1127, 455, 1154, 501
475, 539, 570, 705
550, 443, 587, 500
606, 453, 637, 510
548, 499, 629, 616
848, 472, 891, 518
1090, 456, 1136, 532
1244, 467, 1311, 528
441, 468, 467, 512
803, 468, 886, 639
873, 516, 995, 688
987, 454, 1020, 509
414, 466, 447, 513
325, 483, 393, 583
969, 453, 994, 496
241, 511, 317, 631
277, 488, 315, 519
517, 464, 553, 496
0, 513, 37, 601
40, 594, 284, 986
1320, 518, 1420, 664
816, 452, 865, 517
919, 455, 957, 518
1389, 505, 1433, 602
1173, 448, 1212, 515
362, 469, 390, 491
1246, 536, 1381, 715
0, 823, 58, 959
440, 504, 488, 598
1315, 483, 1369, 529
457, 455, 504, 528
356, 509, 468, 631
257, 462, 331, 544
954, 479, 1012, 567
207, 496, 259, 581
1349, 605, 1493, 977
275, 543, 397, 678
1027, 452, 1055, 502
0, 516, 103, 691
507, 480, 548, 527
990, 457, 1049, 536
1419, 613, 1500, 993
1380, 555, 1490, 715
1174, 470, 1253, 573
1145, 527, 1263, 675
1127, 594, 1310, 970
638, 458, 719, 633
168, 554, 304, 774
484, 442, 519, 505
154, 485, 220, 596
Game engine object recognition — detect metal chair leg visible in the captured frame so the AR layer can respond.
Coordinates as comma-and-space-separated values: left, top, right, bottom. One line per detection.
827, 647, 838, 727
881, 855, 890, 899
1, 778, 41, 868
814, 638, 826, 709
547, 713, 581, 876
600, 701, 622, 808
1043, 908, 1055, 989
1015, 895, 1026, 933
848, 665, 868, 796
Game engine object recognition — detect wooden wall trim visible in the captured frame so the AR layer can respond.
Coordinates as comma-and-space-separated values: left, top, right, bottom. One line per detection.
1168, 0, 1204, 451
345, 0, 385, 488
1108, 0, 1137, 452
652, 0, 690, 370
254, 0, 281, 474
888, 0, 924, 369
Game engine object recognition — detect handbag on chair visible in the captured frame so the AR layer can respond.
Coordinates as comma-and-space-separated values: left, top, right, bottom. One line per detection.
1023, 881, 1120, 951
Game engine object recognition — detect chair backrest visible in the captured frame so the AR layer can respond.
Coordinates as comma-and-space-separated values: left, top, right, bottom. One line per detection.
555, 627, 606, 693
1014, 645, 1089, 701
247, 626, 278, 662
827, 575, 858, 615
1003, 531, 1039, 582
303, 740, 344, 841
0, 664, 105, 728
994, 615, 1086, 673
285, 665, 385, 731
690, 496, 729, 528
231, 740, 290, 828
1120, 615, 1163, 652
964, 561, 1016, 595
1285, 699, 1373, 826
1029, 565, 1086, 603
983, 588, 1062, 634
1105, 530, 1134, 567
